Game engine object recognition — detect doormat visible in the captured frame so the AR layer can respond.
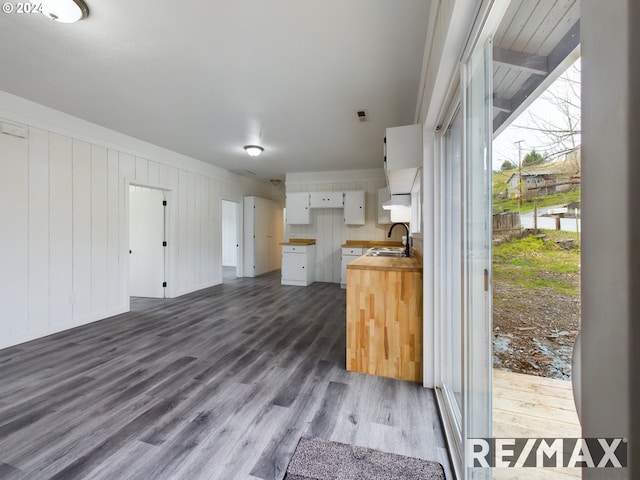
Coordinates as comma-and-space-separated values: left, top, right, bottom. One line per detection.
283, 436, 446, 480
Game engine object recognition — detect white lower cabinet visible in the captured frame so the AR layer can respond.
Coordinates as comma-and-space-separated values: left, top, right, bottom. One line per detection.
281, 245, 316, 286
340, 247, 364, 288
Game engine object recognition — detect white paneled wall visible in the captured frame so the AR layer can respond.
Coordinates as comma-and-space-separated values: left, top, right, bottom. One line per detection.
285, 170, 402, 283
0, 96, 274, 350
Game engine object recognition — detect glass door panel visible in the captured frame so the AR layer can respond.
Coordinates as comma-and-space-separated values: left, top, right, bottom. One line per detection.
462, 36, 493, 480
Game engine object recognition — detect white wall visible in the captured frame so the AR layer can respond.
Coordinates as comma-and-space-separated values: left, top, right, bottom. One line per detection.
582, 1, 635, 477
0, 91, 275, 350
285, 169, 402, 283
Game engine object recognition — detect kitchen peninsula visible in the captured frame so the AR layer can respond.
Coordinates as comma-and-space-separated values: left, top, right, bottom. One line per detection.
346, 250, 423, 382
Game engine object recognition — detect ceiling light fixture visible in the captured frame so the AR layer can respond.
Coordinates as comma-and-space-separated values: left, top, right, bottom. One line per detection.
41, 0, 89, 23
244, 145, 264, 157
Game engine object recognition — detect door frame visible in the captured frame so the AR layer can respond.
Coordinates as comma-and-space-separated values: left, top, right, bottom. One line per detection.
431, 2, 511, 478
221, 198, 243, 280
125, 178, 175, 304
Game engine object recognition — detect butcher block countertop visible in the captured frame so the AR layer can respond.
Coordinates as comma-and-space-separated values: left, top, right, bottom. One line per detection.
341, 240, 404, 248
347, 250, 422, 272
279, 238, 316, 246
346, 249, 423, 383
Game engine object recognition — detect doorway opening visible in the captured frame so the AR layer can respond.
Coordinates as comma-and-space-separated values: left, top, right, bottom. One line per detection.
129, 185, 167, 298
489, 2, 582, 478
221, 199, 241, 283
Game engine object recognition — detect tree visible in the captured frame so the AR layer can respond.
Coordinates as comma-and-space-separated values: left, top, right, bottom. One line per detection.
513, 61, 581, 172
522, 149, 545, 167
500, 160, 516, 171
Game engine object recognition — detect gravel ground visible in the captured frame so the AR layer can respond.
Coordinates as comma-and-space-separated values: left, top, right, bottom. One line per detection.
492, 277, 581, 380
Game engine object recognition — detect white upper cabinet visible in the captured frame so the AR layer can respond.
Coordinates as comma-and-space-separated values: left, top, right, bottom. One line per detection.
384, 124, 423, 195
310, 191, 343, 208
343, 190, 365, 225
285, 192, 311, 224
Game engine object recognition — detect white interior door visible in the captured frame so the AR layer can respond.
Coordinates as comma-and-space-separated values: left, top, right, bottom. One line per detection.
222, 200, 239, 268
129, 188, 165, 298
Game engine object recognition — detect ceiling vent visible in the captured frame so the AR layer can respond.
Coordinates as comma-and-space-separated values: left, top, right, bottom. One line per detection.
229, 168, 256, 177
356, 110, 369, 122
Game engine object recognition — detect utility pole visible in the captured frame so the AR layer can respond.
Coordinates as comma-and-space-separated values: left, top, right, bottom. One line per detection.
515, 140, 524, 208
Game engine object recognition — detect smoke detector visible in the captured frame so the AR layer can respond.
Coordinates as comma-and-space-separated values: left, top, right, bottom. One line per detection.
270, 179, 282, 186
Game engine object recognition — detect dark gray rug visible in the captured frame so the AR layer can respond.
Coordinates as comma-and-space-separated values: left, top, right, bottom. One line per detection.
284, 437, 446, 480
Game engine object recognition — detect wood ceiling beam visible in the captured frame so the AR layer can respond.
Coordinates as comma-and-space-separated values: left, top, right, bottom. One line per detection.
493, 96, 512, 113
493, 47, 548, 75
493, 20, 581, 135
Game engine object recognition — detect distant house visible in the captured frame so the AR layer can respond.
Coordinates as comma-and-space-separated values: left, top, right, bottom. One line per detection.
506, 170, 559, 198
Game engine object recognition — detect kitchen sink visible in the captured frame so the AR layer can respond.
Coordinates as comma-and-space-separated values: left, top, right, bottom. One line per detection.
367, 247, 404, 253
367, 251, 408, 258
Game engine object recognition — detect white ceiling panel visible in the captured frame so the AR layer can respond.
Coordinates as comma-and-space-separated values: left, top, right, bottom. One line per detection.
0, 0, 431, 180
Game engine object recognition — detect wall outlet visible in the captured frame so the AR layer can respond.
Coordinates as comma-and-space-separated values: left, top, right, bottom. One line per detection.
67, 294, 75, 304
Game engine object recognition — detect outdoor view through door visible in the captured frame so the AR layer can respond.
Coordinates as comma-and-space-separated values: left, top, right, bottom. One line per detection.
129, 186, 166, 298
489, 1, 582, 479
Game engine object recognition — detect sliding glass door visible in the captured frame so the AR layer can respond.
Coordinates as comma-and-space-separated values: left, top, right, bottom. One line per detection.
438, 103, 464, 468
434, 3, 510, 478
462, 35, 493, 480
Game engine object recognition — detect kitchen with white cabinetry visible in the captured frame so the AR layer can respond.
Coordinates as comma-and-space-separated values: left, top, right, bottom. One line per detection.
284, 169, 407, 284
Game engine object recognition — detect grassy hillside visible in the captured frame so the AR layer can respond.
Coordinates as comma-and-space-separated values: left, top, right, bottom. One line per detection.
493, 159, 580, 213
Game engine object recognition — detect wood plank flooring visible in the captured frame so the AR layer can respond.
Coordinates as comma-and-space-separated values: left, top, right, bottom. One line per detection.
0, 272, 452, 480
493, 369, 581, 479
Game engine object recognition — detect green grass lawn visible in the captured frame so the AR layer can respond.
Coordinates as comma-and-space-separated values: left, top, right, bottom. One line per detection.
492, 231, 581, 296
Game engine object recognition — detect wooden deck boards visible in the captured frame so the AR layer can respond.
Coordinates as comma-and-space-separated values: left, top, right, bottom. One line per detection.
493, 369, 582, 479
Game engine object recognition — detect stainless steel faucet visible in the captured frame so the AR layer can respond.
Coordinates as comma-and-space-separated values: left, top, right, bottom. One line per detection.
388, 223, 411, 257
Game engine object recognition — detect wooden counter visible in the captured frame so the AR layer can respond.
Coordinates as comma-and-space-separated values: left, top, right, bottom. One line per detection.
279, 238, 316, 246
347, 252, 422, 272
341, 240, 404, 248
346, 251, 423, 382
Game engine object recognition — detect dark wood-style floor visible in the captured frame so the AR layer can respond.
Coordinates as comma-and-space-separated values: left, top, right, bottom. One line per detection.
0, 272, 452, 480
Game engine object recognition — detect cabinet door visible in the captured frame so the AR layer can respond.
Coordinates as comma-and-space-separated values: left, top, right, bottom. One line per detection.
325, 191, 344, 208
385, 124, 422, 169
286, 192, 310, 224
309, 192, 326, 208
343, 190, 365, 225
310, 191, 343, 208
282, 252, 306, 282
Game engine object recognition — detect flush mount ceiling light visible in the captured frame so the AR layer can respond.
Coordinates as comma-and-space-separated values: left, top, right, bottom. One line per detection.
41, 0, 89, 23
243, 145, 264, 157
